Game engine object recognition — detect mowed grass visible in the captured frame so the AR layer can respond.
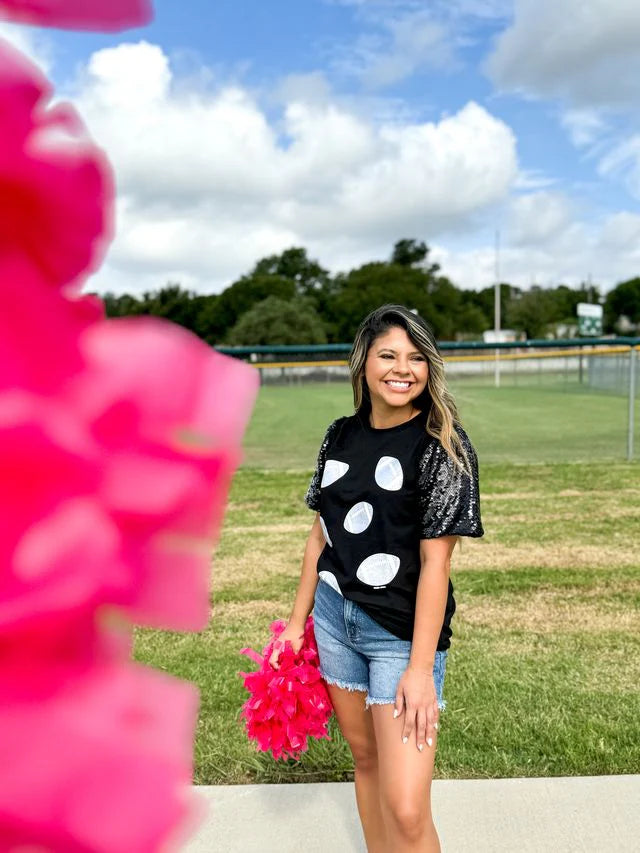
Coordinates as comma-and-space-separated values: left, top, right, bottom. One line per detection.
134, 383, 640, 784
241, 379, 640, 466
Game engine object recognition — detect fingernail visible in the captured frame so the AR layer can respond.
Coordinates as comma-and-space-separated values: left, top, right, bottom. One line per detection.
418, 744, 424, 752
402, 736, 408, 744
427, 737, 433, 747
393, 709, 399, 719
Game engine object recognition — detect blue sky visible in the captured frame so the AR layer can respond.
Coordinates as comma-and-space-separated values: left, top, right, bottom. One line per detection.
2, 0, 640, 294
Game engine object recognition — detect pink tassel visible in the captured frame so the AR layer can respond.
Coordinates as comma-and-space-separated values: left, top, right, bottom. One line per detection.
238, 615, 334, 761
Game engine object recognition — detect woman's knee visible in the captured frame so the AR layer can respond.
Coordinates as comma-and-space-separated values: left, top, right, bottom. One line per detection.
349, 738, 378, 772
382, 797, 430, 841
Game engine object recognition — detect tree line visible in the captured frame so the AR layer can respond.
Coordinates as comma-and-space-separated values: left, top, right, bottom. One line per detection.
100, 240, 640, 345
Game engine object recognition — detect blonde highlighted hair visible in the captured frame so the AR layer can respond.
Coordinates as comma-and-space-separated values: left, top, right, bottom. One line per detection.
348, 304, 472, 476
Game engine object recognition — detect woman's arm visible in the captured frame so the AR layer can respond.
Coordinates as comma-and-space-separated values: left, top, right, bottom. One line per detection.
287, 513, 325, 629
409, 535, 458, 671
268, 513, 325, 668
393, 535, 458, 750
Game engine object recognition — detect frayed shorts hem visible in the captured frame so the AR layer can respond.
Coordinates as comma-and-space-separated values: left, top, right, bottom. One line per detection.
365, 696, 447, 712
321, 670, 447, 713
320, 670, 368, 695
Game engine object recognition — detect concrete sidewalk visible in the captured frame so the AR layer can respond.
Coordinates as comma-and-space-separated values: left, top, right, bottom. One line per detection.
184, 775, 639, 853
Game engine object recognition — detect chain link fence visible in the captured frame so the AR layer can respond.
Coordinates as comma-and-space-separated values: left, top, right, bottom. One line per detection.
218, 339, 640, 463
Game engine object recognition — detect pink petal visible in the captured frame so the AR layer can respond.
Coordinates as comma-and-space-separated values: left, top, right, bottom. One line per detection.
0, 662, 197, 852
3, 498, 122, 634
75, 317, 259, 450
0, 392, 98, 569
0, 41, 113, 290
0, 261, 101, 393
0, 0, 152, 31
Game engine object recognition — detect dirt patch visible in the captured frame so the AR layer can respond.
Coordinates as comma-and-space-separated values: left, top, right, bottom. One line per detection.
213, 548, 298, 587
224, 523, 310, 534
226, 502, 263, 511
483, 488, 640, 501
453, 541, 639, 571
457, 588, 640, 634
214, 599, 289, 623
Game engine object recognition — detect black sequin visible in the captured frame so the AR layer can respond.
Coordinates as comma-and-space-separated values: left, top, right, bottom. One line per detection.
304, 417, 347, 512
417, 424, 484, 539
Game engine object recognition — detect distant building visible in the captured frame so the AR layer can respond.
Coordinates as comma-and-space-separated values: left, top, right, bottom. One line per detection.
482, 329, 523, 343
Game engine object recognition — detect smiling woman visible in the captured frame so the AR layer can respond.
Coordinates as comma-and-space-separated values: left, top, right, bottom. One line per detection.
363, 326, 429, 427
270, 303, 484, 852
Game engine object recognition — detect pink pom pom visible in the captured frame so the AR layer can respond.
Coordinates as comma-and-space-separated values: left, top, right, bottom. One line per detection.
238, 615, 334, 761
0, 0, 152, 32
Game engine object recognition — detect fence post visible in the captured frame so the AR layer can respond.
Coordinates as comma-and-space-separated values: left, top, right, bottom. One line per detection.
627, 346, 637, 462
578, 346, 583, 384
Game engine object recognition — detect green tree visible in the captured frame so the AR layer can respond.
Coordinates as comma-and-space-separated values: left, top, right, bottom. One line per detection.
604, 277, 640, 333
325, 262, 437, 341
103, 292, 144, 317
211, 274, 296, 339
391, 239, 432, 268
507, 286, 559, 339
253, 247, 330, 298
468, 284, 520, 330
226, 296, 327, 345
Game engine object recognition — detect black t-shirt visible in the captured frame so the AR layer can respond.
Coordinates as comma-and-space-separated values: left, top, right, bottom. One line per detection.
305, 410, 484, 649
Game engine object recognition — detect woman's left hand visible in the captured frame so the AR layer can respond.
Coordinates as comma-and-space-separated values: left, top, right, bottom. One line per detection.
393, 664, 439, 751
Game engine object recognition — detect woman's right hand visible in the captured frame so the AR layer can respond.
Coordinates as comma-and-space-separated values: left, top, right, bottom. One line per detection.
267, 622, 305, 670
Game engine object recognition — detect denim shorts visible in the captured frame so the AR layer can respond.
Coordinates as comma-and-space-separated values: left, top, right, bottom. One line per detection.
312, 578, 448, 712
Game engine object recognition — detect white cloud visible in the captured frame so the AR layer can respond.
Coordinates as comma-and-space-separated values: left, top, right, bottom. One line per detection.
507, 192, 574, 247
560, 110, 609, 149
598, 211, 640, 251
357, 13, 456, 87
433, 210, 640, 291
598, 136, 640, 199
72, 42, 518, 294
486, 0, 640, 108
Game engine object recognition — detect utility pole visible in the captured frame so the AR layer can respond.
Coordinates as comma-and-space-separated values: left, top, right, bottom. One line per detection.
494, 229, 501, 388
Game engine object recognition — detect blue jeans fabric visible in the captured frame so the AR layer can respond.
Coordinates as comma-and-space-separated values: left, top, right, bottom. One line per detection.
312, 578, 448, 711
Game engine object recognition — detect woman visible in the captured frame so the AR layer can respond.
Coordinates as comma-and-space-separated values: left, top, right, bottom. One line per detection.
269, 304, 484, 852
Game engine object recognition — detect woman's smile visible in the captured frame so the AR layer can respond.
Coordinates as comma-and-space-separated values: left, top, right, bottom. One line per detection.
364, 326, 429, 419
384, 379, 413, 391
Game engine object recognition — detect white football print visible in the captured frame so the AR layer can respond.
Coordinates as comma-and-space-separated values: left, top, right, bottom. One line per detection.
343, 501, 374, 534
319, 571, 343, 595
321, 459, 350, 488
319, 515, 333, 547
374, 456, 404, 491
356, 553, 401, 586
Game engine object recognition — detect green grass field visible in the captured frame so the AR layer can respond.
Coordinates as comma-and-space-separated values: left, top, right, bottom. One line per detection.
134, 383, 640, 784
241, 380, 640, 467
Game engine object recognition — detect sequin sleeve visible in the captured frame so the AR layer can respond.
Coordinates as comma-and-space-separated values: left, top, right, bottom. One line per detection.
304, 417, 345, 511
417, 425, 484, 539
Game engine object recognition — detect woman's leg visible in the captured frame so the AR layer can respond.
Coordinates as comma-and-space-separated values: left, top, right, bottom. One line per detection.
370, 703, 440, 852
326, 683, 387, 853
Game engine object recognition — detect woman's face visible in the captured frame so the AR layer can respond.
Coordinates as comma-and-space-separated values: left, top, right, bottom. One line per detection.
363, 325, 429, 412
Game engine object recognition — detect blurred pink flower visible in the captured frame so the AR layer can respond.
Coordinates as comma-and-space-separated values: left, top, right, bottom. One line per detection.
0, 40, 113, 290
0, 0, 151, 31
0, 661, 198, 851
0, 8, 259, 849
1, 261, 103, 393
1, 313, 258, 639
71, 317, 259, 630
